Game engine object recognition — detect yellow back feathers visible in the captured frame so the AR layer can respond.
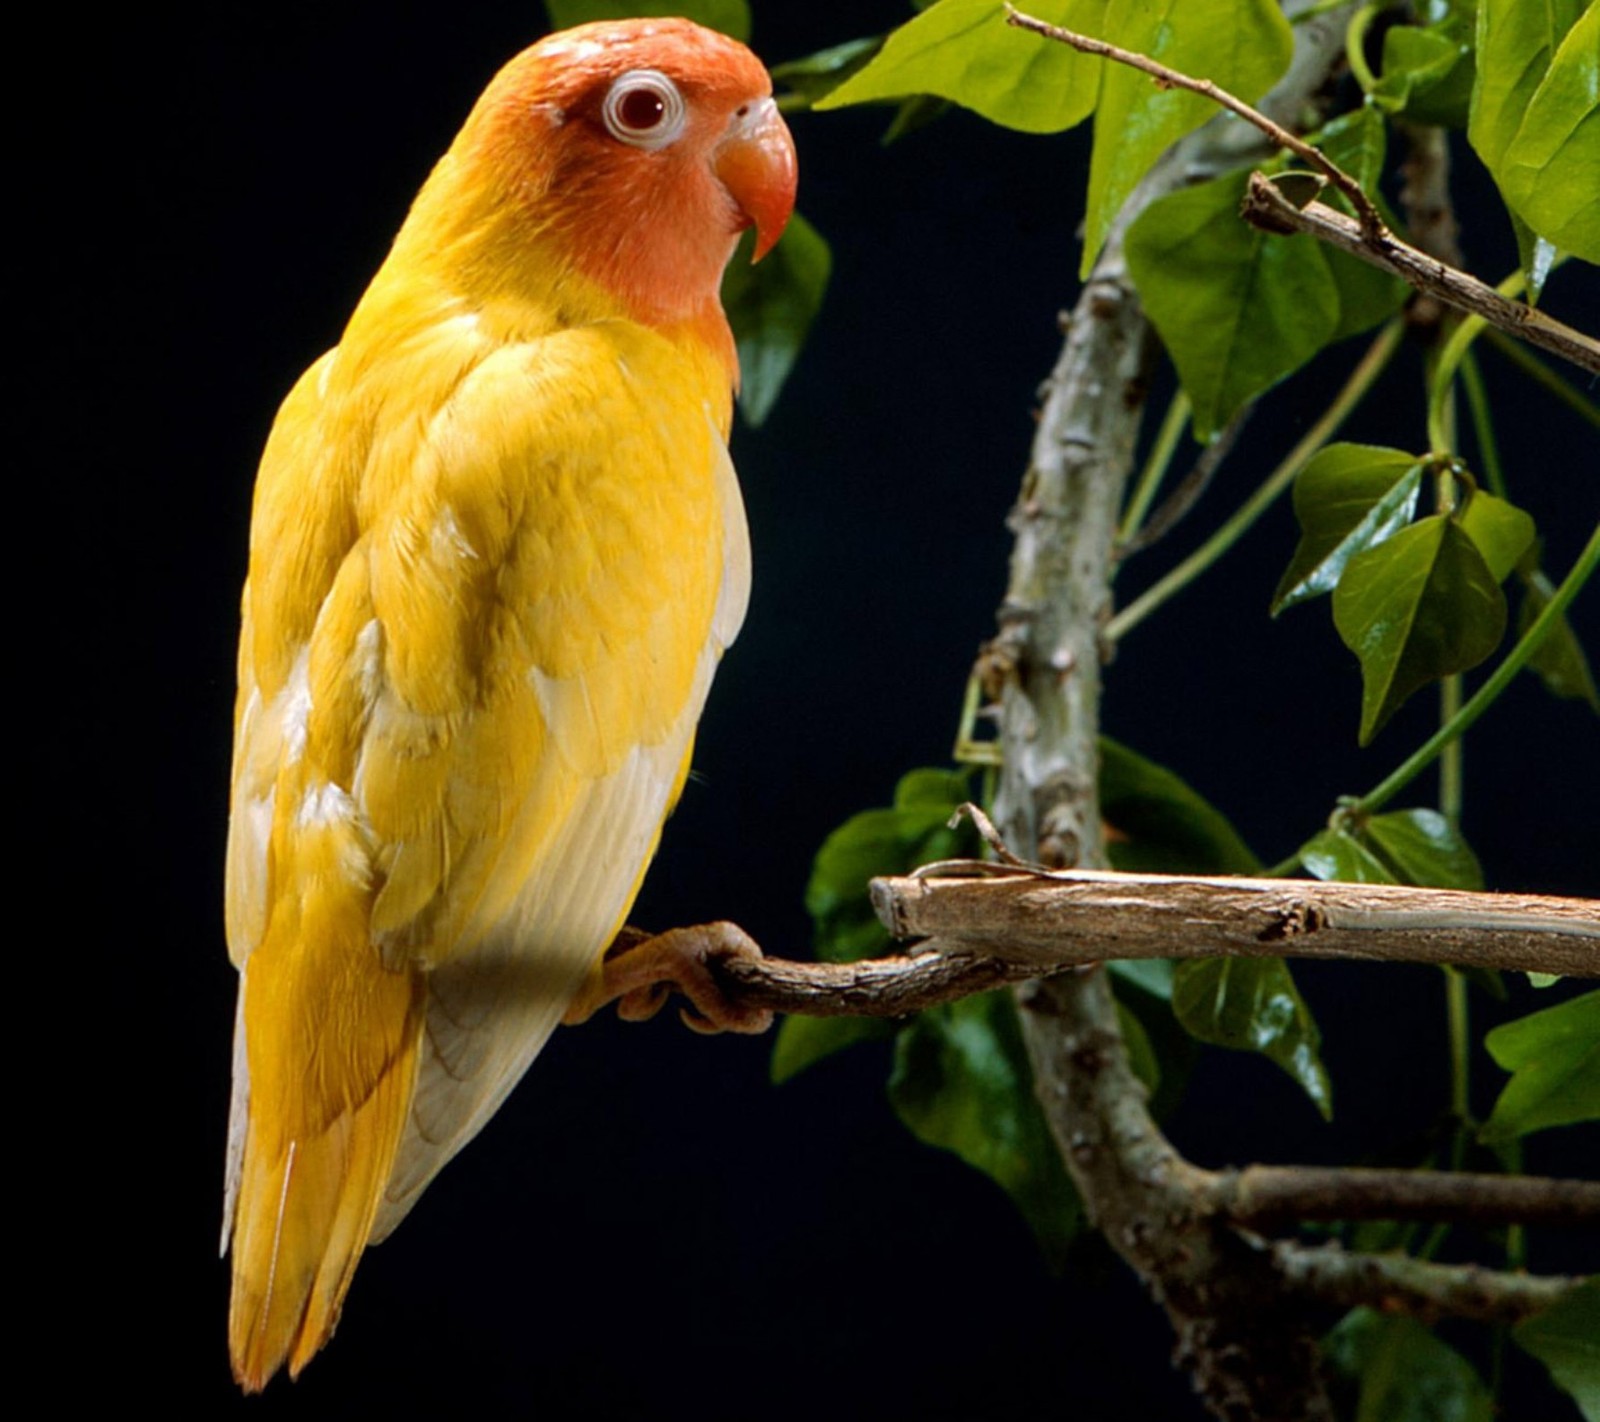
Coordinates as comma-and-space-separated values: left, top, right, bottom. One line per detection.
221, 18, 795, 1389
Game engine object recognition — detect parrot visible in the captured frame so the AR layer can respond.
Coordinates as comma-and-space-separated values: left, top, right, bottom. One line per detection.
221, 18, 796, 1391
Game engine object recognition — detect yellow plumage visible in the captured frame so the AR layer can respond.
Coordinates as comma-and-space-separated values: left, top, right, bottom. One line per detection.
222, 18, 792, 1389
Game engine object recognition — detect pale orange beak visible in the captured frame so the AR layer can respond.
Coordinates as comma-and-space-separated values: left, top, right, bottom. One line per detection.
715, 96, 797, 262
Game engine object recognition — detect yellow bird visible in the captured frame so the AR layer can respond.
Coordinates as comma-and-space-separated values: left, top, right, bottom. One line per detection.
221, 18, 796, 1389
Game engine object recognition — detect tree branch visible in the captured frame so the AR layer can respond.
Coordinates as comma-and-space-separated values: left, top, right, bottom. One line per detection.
1004, 5, 1600, 378
1272, 1242, 1584, 1327
869, 867, 1600, 978
1241, 176, 1600, 375
1204, 1166, 1600, 1230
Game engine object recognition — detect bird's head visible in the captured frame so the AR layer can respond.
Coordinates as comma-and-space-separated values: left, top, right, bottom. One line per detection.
436, 18, 797, 334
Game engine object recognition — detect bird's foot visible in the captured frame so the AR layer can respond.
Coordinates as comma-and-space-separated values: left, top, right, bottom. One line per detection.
562, 921, 774, 1035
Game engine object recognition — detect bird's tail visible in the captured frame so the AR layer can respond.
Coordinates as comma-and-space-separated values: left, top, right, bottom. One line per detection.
225, 951, 425, 1391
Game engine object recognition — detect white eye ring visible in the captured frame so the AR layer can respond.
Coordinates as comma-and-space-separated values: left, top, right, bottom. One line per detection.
601, 69, 687, 151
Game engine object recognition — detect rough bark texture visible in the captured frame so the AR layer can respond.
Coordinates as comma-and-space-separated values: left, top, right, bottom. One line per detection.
989, 8, 1360, 1418
872, 869, 1600, 976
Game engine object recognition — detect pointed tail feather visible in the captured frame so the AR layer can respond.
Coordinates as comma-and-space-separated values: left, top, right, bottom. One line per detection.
226, 960, 425, 1390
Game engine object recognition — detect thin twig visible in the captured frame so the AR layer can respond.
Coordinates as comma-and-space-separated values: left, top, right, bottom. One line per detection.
1118, 400, 1253, 557
1242, 178, 1600, 375
1003, 4, 1385, 234
1274, 1242, 1585, 1326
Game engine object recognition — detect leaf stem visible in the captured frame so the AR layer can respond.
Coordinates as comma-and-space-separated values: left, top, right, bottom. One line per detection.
1106, 320, 1402, 642
1344, 4, 1382, 96
1119, 392, 1190, 545
1354, 520, 1600, 814
1484, 328, 1600, 431
1460, 352, 1507, 500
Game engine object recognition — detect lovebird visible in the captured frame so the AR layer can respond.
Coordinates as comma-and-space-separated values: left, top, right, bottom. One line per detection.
222, 18, 796, 1390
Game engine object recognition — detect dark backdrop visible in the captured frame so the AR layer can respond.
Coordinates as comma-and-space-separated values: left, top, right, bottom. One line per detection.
48, 4, 1596, 1415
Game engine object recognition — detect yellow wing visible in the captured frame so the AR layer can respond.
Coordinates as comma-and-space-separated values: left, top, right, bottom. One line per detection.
224, 310, 748, 1386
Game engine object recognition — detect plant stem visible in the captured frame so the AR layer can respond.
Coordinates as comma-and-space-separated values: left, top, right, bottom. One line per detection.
1107, 319, 1402, 641
1355, 520, 1600, 815
1447, 966, 1470, 1121
1460, 352, 1507, 499
1119, 392, 1190, 545
1345, 4, 1382, 95
1484, 328, 1600, 430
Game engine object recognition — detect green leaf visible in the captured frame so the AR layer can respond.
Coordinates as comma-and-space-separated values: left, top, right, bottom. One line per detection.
1364, 809, 1485, 890
1469, 0, 1584, 174
771, 1013, 895, 1084
804, 768, 977, 963
1115, 999, 1160, 1098
1496, 3, 1600, 264
1127, 168, 1340, 441
815, 0, 1102, 135
721, 212, 831, 427
1515, 1277, 1600, 1421
1109, 957, 1174, 999
1300, 827, 1397, 883
1479, 989, 1600, 1143
1309, 108, 1410, 338
1081, 0, 1293, 276
1326, 1308, 1494, 1422
1520, 575, 1600, 711
1511, 210, 1560, 304
1375, 22, 1475, 128
1332, 516, 1508, 743
1111, 966, 1197, 1122
544, 0, 751, 41
1458, 489, 1537, 583
889, 992, 1082, 1267
1172, 957, 1333, 1118
1099, 736, 1260, 874
770, 37, 884, 107
1272, 444, 1424, 614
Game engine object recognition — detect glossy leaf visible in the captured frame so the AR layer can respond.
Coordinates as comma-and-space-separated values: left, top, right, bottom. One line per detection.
1109, 957, 1175, 1000
1326, 1308, 1493, 1422
889, 992, 1082, 1268
1300, 827, 1396, 883
1495, 3, 1600, 264
1479, 989, 1600, 1144
1081, 0, 1293, 274
804, 768, 976, 963
1099, 736, 1260, 874
1172, 957, 1333, 1118
1469, 0, 1584, 173
1512, 210, 1560, 304
1469, 0, 1592, 256
722, 212, 831, 426
1332, 516, 1507, 743
771, 1013, 895, 1084
1127, 169, 1340, 441
1272, 444, 1423, 614
1520, 576, 1600, 712
770, 37, 884, 106
815, 0, 1102, 135
1515, 1277, 1600, 1421
1458, 489, 1537, 583
545, 0, 750, 40
1363, 809, 1485, 891
1375, 22, 1475, 128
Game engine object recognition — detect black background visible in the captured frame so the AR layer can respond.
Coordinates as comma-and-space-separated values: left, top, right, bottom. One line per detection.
49, 3, 1596, 1415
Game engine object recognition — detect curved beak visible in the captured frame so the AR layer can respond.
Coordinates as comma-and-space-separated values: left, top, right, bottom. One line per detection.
714, 96, 797, 262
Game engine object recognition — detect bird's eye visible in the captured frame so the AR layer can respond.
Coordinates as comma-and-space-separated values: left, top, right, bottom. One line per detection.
601, 70, 687, 151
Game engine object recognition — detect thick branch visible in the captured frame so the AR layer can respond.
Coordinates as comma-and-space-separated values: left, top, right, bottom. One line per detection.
1242, 175, 1600, 375
1205, 1166, 1600, 1230
871, 868, 1600, 977
1273, 1242, 1584, 1327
